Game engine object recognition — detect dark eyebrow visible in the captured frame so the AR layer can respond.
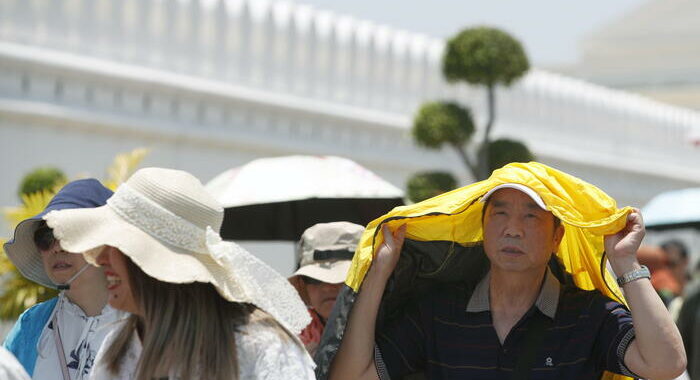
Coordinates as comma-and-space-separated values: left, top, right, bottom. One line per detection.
491, 200, 508, 208
490, 199, 543, 211
526, 202, 543, 211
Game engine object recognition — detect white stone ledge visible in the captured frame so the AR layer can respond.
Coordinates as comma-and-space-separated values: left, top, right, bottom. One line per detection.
0, 98, 447, 173
0, 42, 410, 131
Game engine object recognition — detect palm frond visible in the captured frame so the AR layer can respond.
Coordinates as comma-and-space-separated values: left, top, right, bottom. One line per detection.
104, 148, 150, 190
0, 240, 58, 320
3, 189, 56, 230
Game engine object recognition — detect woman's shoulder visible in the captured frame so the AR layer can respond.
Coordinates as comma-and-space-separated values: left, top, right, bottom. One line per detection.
236, 320, 315, 380
235, 319, 294, 354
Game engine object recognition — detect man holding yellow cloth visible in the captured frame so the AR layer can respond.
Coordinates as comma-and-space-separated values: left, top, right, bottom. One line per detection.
328, 162, 686, 380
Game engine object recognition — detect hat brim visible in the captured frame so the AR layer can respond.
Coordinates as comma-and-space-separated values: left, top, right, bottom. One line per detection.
3, 218, 56, 288
292, 260, 351, 284
481, 183, 547, 210
45, 205, 226, 288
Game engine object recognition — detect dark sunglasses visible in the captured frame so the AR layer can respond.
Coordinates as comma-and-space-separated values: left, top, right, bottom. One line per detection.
34, 224, 56, 251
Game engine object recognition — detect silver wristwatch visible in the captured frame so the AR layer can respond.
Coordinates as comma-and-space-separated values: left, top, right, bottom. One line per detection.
616, 265, 651, 287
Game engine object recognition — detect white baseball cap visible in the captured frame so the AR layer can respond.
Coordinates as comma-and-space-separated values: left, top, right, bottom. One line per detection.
481, 183, 547, 210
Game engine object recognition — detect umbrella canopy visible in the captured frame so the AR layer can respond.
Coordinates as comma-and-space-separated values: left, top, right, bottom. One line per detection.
206, 155, 405, 240
642, 188, 700, 230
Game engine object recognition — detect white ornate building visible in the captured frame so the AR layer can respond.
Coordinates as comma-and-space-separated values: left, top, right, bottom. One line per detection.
1, 0, 699, 232
564, 0, 700, 111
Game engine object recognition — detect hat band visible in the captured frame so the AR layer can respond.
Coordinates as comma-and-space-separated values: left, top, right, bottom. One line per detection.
313, 249, 354, 261
107, 183, 208, 253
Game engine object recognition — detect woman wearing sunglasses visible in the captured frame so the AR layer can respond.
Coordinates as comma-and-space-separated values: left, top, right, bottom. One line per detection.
3, 179, 124, 380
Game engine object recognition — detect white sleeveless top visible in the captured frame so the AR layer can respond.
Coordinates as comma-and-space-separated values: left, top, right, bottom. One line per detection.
89, 319, 316, 380
33, 293, 124, 380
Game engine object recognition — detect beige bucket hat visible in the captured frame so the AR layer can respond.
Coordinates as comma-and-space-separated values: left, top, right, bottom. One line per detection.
44, 167, 310, 335
292, 222, 364, 284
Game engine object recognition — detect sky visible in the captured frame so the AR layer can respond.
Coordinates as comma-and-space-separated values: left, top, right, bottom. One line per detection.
295, 0, 647, 67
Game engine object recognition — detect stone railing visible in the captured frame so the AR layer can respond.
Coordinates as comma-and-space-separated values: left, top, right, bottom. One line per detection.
0, 0, 698, 183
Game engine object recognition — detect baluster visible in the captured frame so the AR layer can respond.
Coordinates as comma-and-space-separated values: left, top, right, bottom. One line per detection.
291, 5, 314, 95
213, 0, 228, 80
271, 1, 293, 92
40, 0, 62, 46
258, 4, 275, 88
303, 16, 318, 96
197, 0, 216, 77
237, 0, 252, 85
146, 0, 165, 66
314, 11, 333, 100
223, 0, 244, 83
187, 0, 202, 75
111, 0, 127, 62
280, 4, 298, 92
333, 16, 354, 103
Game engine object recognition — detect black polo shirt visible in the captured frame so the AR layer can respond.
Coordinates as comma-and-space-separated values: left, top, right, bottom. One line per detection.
375, 268, 639, 379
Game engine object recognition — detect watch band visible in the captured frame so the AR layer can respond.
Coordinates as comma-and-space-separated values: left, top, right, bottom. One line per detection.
616, 265, 651, 287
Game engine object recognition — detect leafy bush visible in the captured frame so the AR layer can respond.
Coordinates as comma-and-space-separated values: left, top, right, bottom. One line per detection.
407, 171, 458, 203
412, 101, 475, 149
480, 138, 534, 173
443, 26, 529, 86
18, 167, 66, 199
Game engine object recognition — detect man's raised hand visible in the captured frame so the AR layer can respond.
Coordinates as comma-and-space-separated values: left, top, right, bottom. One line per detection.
372, 224, 407, 280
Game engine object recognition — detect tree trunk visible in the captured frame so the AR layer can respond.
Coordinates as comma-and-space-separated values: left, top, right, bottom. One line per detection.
478, 83, 496, 180
452, 143, 478, 182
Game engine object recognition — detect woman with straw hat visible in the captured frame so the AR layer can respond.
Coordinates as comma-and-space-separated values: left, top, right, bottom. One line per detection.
3, 179, 124, 380
44, 167, 315, 380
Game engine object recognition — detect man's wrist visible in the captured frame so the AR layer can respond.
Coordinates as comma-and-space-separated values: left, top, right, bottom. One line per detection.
366, 262, 393, 286
608, 256, 642, 277
616, 265, 651, 288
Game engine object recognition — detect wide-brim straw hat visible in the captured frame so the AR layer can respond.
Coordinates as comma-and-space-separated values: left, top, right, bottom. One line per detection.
45, 167, 310, 335
4, 179, 113, 289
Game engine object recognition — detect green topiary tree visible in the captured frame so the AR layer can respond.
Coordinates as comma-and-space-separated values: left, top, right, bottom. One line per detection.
407, 171, 458, 203
412, 101, 477, 176
480, 138, 534, 173
18, 167, 67, 199
408, 27, 535, 201
443, 26, 530, 179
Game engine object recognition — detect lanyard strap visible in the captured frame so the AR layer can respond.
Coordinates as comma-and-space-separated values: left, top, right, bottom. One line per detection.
51, 312, 72, 380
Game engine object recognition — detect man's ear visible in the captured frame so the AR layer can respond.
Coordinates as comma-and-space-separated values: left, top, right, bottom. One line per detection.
553, 224, 565, 251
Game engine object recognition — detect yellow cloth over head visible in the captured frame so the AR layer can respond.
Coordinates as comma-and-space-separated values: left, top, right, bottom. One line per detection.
346, 162, 634, 380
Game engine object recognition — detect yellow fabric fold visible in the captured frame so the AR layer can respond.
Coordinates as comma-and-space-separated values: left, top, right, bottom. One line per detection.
346, 162, 634, 380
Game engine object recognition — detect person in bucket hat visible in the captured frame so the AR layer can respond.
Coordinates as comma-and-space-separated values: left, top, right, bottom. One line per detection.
44, 167, 315, 380
329, 163, 686, 380
290, 222, 364, 356
2, 179, 124, 380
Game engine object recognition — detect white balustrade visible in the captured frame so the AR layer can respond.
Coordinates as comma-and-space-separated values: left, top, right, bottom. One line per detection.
0, 0, 698, 194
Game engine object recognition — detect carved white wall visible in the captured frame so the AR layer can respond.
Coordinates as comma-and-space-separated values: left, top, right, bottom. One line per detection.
1, 0, 699, 219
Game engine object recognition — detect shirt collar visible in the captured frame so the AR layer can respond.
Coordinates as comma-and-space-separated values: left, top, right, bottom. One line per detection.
466, 267, 561, 319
